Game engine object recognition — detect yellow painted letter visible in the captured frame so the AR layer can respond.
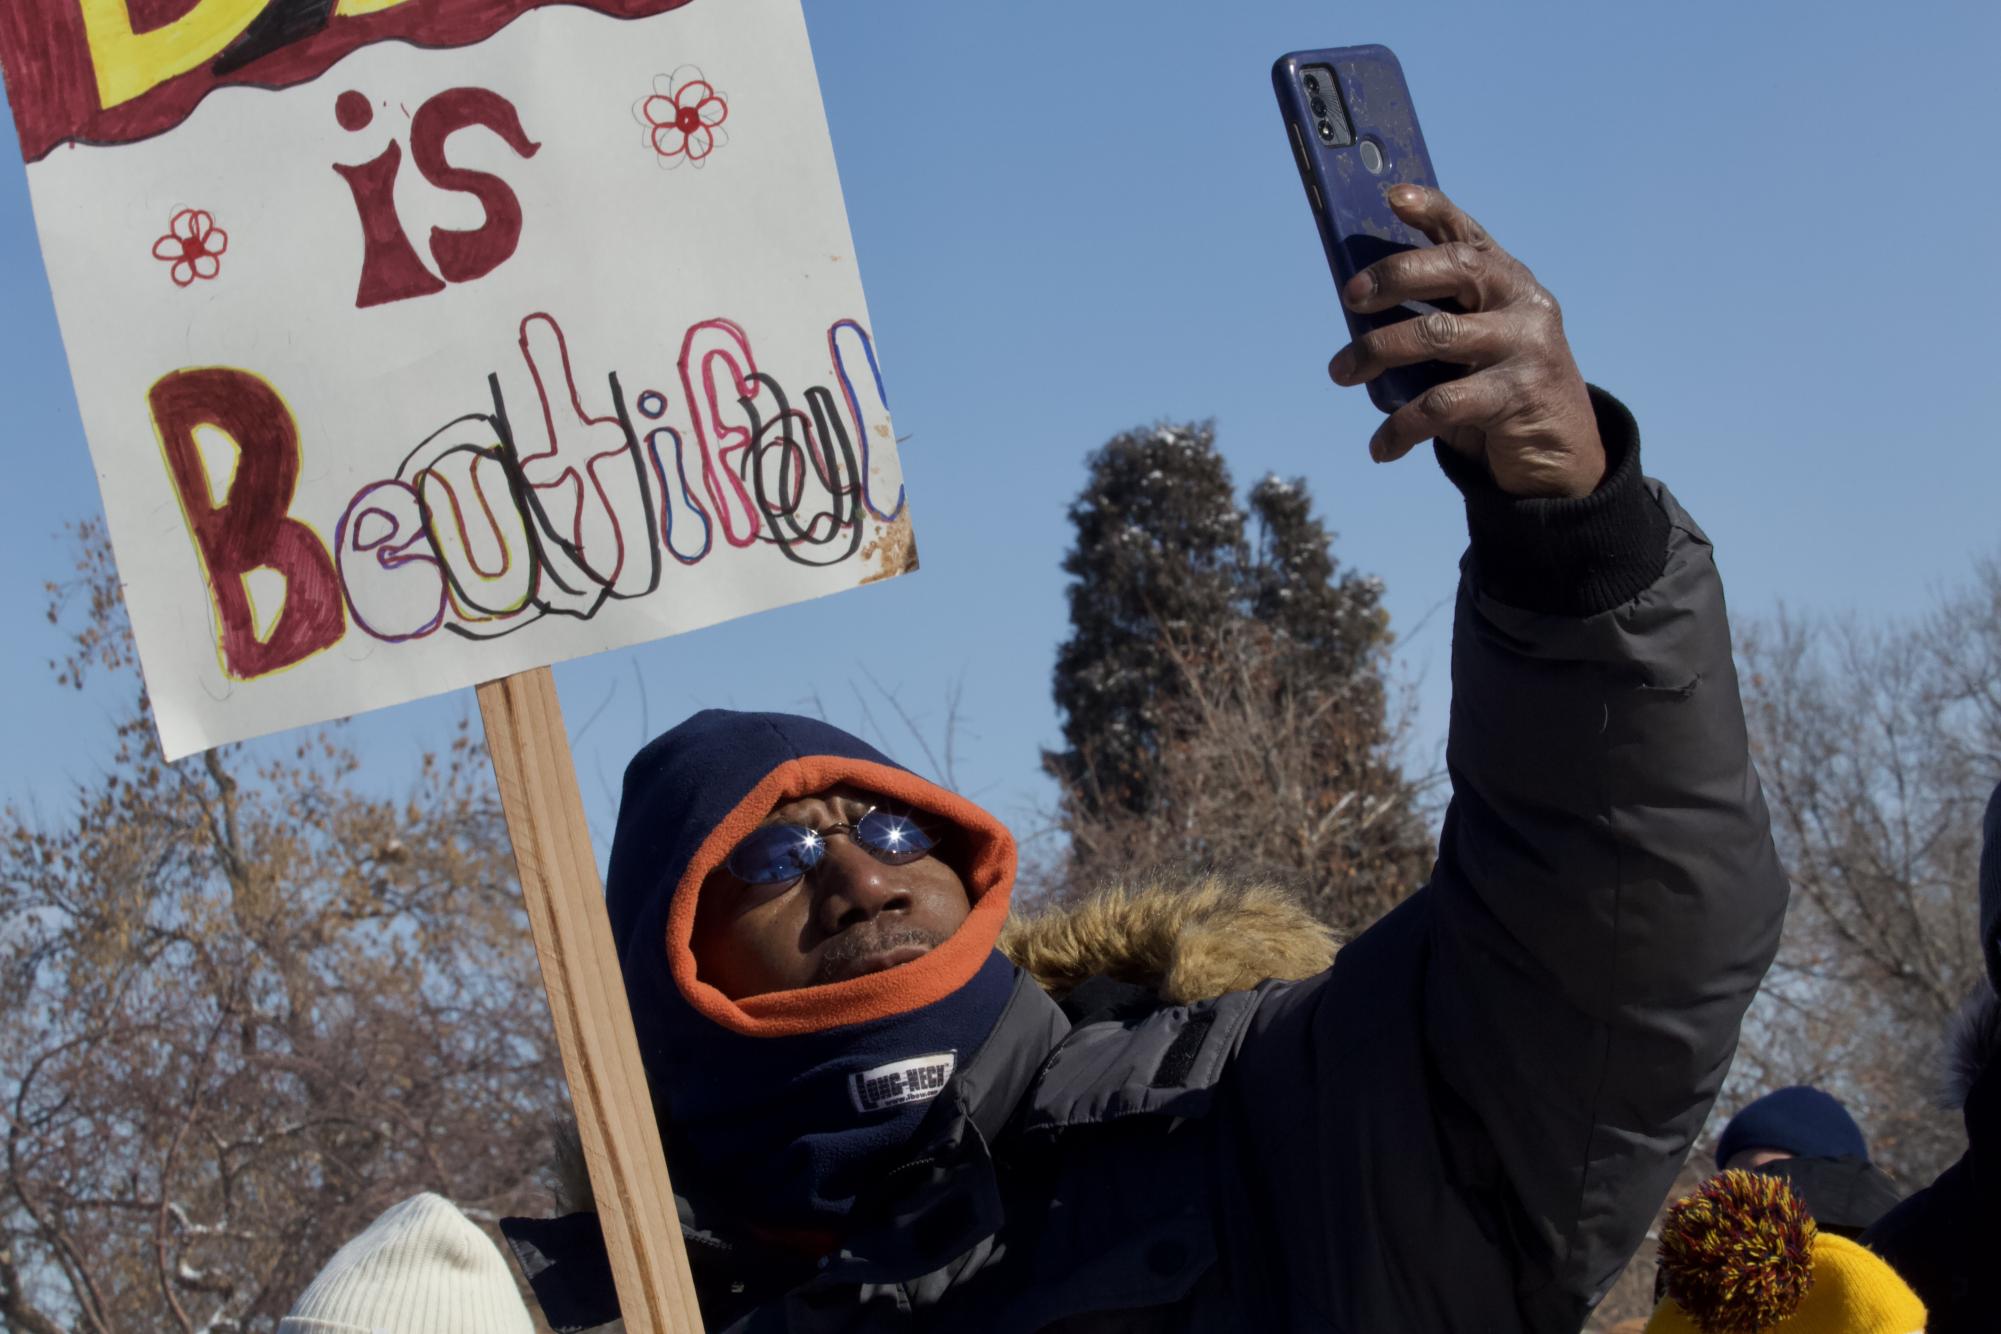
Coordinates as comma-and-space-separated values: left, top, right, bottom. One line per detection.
78, 0, 271, 109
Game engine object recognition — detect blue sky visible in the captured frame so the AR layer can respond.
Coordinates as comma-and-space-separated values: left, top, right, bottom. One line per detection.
2, 0, 1997, 862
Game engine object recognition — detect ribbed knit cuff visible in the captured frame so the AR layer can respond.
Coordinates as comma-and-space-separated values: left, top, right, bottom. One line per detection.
1433, 385, 1668, 617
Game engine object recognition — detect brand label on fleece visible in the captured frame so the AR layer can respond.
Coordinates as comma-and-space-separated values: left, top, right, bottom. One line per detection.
850, 1053, 957, 1114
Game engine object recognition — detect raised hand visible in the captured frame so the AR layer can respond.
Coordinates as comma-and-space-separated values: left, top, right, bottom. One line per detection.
1327, 185, 1605, 499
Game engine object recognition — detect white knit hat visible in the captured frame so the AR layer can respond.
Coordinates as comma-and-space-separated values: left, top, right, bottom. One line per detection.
278, 1193, 535, 1334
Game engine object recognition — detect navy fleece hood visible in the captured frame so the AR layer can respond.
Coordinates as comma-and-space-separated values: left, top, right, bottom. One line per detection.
603, 710, 1019, 1231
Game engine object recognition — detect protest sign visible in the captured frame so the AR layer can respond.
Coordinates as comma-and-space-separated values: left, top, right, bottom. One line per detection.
1, 2, 917, 1326
1, 0, 912, 762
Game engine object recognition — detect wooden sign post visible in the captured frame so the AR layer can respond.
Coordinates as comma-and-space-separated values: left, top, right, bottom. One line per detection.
479, 667, 706, 1334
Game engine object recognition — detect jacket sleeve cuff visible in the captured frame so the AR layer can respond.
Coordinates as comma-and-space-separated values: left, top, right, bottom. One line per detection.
1432, 385, 1669, 617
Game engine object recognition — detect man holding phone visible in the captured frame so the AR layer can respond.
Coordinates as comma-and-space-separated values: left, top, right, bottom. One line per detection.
502, 183, 1785, 1332
1230, 183, 1788, 1328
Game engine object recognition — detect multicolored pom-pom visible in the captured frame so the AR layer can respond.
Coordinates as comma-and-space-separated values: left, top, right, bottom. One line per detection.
1656, 1170, 1818, 1333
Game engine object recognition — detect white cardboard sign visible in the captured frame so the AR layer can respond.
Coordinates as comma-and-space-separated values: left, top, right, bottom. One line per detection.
1, 0, 912, 759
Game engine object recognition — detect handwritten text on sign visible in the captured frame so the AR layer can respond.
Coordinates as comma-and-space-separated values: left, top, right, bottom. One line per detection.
0, 0, 912, 759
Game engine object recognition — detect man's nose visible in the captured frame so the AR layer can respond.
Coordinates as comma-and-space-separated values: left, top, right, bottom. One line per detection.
812, 838, 912, 934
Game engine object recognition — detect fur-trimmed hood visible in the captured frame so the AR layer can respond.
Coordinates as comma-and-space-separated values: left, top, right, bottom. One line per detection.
1946, 980, 2001, 1110
1946, 777, 2001, 1109
1982, 780, 2001, 995
552, 878, 1338, 1216
999, 877, 1339, 1005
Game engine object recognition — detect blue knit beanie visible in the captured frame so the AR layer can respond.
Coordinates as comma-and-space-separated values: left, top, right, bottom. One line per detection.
1714, 1086, 1869, 1169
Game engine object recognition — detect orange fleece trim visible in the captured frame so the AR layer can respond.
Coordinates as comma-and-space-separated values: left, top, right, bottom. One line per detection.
663, 756, 1017, 1037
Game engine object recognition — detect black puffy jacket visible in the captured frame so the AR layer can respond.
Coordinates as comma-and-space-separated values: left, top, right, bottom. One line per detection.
1862, 781, 2001, 1333
504, 394, 1789, 1332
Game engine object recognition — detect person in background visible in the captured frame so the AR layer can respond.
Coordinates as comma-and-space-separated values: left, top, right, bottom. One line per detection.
1712, 1084, 1903, 1237
1862, 779, 2001, 1334
279, 1192, 535, 1334
1641, 1170, 1924, 1334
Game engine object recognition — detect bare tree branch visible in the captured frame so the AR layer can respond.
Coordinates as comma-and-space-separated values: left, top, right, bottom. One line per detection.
0, 524, 566, 1329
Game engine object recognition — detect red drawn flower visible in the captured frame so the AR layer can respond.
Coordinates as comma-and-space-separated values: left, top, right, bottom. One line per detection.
636, 66, 729, 169
152, 208, 228, 287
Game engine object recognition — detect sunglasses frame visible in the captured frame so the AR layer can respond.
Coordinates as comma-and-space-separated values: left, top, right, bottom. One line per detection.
722, 804, 942, 886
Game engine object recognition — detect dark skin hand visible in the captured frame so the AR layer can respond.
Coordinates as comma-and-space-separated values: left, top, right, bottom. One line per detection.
1326, 185, 1606, 500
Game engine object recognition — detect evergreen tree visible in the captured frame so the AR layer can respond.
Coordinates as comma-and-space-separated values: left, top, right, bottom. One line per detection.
1045, 424, 1432, 932
1047, 421, 1244, 817
1245, 472, 1387, 681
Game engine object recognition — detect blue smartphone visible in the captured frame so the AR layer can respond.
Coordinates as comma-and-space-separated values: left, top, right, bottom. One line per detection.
1272, 45, 1459, 413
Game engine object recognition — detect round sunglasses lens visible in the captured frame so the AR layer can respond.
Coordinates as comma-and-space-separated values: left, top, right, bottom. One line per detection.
854, 809, 936, 863
724, 825, 824, 884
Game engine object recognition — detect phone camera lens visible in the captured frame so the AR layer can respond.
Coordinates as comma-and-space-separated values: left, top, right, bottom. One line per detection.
1310, 97, 1328, 116
1317, 119, 1334, 140
1303, 74, 1320, 91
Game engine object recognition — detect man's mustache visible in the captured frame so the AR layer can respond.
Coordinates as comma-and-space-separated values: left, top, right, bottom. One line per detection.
812, 922, 949, 985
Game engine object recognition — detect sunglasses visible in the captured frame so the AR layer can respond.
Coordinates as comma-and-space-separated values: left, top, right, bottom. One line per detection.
722, 805, 942, 886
